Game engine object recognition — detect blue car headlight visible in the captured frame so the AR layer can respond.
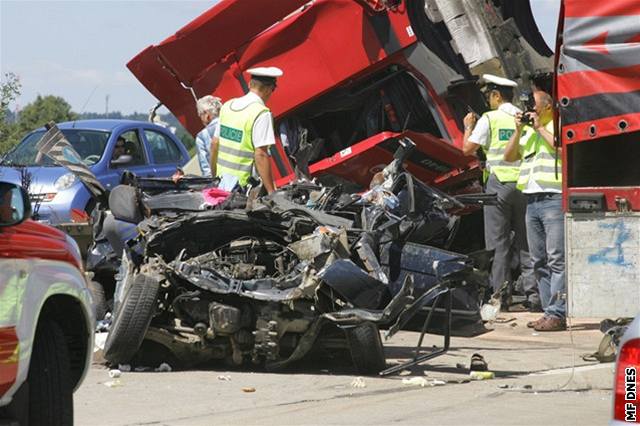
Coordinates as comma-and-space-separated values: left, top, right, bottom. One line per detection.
54, 173, 77, 191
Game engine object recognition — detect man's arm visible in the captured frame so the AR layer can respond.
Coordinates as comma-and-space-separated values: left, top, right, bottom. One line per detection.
462, 112, 480, 156
530, 113, 560, 155
209, 136, 219, 177
504, 112, 525, 162
195, 135, 211, 177
254, 146, 275, 194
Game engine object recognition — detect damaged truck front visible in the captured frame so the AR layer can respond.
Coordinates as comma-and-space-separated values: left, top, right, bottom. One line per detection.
127, 0, 552, 192
103, 141, 492, 373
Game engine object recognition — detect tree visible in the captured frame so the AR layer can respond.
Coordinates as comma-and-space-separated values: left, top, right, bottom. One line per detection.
0, 73, 21, 154
16, 95, 77, 135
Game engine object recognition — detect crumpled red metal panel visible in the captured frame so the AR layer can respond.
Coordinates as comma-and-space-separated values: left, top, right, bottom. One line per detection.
152, 0, 310, 85
127, 0, 310, 135
557, 0, 640, 143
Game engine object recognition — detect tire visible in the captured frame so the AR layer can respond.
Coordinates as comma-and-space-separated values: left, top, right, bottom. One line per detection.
345, 322, 386, 374
28, 321, 73, 426
104, 271, 160, 365
88, 280, 107, 321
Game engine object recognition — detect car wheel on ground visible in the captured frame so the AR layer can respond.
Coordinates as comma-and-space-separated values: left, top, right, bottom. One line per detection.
28, 320, 74, 426
345, 322, 386, 374
104, 270, 160, 365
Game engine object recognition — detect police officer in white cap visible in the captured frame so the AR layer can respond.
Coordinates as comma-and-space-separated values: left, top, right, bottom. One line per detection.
211, 66, 283, 194
462, 74, 538, 311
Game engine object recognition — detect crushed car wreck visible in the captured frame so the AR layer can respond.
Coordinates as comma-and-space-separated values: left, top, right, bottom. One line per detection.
100, 139, 494, 374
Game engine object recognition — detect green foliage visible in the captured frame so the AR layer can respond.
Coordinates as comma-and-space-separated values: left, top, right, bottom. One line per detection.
1, 94, 78, 155
16, 95, 77, 135
0, 73, 21, 155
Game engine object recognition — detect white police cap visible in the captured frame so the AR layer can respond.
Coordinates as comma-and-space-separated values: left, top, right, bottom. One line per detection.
247, 67, 283, 78
481, 74, 517, 88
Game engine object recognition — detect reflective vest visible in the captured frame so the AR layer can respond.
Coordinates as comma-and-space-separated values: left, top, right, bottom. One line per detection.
483, 109, 521, 183
517, 122, 562, 192
216, 99, 269, 186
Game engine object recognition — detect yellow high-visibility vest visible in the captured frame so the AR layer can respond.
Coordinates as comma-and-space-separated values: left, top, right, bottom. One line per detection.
483, 109, 521, 183
216, 99, 269, 186
517, 121, 562, 191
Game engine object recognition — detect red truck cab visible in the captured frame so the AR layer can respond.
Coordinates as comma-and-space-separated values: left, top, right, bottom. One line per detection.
127, 0, 552, 193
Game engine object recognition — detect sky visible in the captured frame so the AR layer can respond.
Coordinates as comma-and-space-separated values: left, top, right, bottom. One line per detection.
0, 0, 561, 116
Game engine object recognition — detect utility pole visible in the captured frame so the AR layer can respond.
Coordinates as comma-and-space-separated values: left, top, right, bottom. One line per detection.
105, 94, 110, 118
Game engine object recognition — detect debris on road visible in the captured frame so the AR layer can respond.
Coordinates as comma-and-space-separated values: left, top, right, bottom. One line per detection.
217, 375, 232, 381
402, 377, 446, 387
154, 363, 172, 373
351, 377, 366, 389
402, 377, 429, 387
118, 364, 131, 372
241, 387, 256, 393
94, 332, 107, 352
108, 369, 122, 379
103, 379, 123, 388
447, 379, 471, 384
469, 371, 495, 380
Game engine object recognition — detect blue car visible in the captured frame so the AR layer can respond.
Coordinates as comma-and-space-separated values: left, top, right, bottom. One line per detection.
0, 119, 190, 224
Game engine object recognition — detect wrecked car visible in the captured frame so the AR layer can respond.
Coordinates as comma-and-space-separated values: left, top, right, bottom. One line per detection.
102, 139, 493, 373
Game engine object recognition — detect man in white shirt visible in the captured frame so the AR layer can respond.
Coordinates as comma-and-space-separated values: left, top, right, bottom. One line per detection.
195, 95, 222, 177
211, 67, 281, 193
462, 74, 537, 311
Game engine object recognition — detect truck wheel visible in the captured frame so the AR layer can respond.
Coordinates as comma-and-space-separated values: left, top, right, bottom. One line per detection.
88, 280, 107, 321
28, 320, 73, 426
104, 271, 160, 365
345, 322, 386, 374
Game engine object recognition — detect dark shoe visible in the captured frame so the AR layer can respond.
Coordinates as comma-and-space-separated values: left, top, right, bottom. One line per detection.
534, 316, 567, 332
470, 353, 488, 371
526, 316, 545, 328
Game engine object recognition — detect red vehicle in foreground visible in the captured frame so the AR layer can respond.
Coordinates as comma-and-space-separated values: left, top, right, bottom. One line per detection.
128, 0, 552, 197
0, 182, 94, 425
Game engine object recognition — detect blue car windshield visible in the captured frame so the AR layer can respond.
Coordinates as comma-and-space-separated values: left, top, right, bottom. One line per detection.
2, 129, 111, 166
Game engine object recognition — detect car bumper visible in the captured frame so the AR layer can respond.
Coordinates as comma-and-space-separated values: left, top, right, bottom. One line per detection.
32, 185, 91, 224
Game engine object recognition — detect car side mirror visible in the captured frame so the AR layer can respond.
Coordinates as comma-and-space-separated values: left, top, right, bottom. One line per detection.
111, 154, 133, 166
0, 183, 32, 227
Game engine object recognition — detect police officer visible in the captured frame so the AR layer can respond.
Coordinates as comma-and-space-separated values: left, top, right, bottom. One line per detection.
211, 67, 282, 193
462, 74, 537, 310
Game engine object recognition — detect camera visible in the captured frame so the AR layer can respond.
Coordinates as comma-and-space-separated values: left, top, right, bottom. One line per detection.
519, 91, 535, 126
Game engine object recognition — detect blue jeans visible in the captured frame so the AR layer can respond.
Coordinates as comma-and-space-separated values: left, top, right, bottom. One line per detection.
525, 193, 566, 319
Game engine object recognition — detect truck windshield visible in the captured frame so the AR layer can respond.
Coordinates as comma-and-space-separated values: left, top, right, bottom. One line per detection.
2, 129, 111, 166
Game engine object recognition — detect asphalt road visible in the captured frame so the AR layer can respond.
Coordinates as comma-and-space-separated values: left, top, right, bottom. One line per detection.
75, 313, 613, 425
